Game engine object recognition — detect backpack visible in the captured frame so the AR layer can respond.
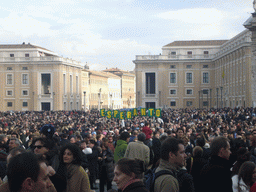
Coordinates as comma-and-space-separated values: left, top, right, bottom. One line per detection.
144, 168, 176, 192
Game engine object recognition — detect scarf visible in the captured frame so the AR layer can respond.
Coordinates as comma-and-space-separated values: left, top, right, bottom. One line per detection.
121, 179, 142, 192
67, 164, 79, 179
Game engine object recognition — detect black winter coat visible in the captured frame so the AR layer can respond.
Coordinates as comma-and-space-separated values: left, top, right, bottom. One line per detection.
199, 155, 233, 192
99, 148, 114, 182
118, 181, 149, 192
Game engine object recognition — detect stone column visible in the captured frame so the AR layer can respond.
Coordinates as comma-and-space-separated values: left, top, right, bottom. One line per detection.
244, 12, 256, 107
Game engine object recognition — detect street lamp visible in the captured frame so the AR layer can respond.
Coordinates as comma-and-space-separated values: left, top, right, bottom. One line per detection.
109, 93, 112, 109
220, 86, 223, 108
52, 92, 55, 111
98, 88, 101, 111
198, 91, 201, 109
83, 91, 86, 112
210, 89, 212, 109
216, 88, 219, 109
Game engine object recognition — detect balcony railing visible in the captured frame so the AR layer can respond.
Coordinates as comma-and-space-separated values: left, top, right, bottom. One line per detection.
1, 56, 82, 66
145, 94, 156, 98
135, 54, 215, 60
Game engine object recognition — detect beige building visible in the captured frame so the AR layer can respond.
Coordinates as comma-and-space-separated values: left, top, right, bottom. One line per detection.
82, 70, 123, 110
103, 68, 136, 108
133, 29, 252, 109
0, 43, 83, 111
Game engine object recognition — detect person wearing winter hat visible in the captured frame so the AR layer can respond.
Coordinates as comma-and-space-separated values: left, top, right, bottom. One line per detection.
40, 124, 55, 139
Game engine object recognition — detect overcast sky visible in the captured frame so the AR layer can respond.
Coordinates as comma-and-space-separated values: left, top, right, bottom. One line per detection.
0, 0, 253, 71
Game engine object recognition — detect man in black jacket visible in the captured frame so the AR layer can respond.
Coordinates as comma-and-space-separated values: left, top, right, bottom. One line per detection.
199, 136, 232, 192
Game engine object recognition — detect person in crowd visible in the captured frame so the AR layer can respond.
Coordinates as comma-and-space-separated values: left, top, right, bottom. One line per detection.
142, 122, 152, 146
98, 142, 114, 192
113, 158, 148, 192
195, 137, 211, 161
114, 132, 130, 162
232, 147, 251, 176
87, 139, 100, 189
32, 137, 66, 192
8, 138, 21, 152
32, 137, 59, 171
106, 136, 115, 154
59, 143, 91, 192
199, 136, 233, 192
154, 137, 187, 192
232, 161, 256, 192
7, 152, 53, 192
151, 131, 161, 169
186, 146, 207, 191
124, 133, 150, 167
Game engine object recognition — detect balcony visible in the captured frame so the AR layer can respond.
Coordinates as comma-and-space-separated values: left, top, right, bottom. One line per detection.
135, 54, 215, 60
145, 94, 156, 98
1, 56, 82, 67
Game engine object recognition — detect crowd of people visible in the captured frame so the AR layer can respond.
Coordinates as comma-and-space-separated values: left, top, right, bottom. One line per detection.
0, 107, 256, 191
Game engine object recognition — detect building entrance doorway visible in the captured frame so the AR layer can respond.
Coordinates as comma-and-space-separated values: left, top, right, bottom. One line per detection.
41, 102, 51, 111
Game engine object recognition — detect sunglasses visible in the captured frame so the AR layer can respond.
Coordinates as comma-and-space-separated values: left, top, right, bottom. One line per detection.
33, 145, 44, 149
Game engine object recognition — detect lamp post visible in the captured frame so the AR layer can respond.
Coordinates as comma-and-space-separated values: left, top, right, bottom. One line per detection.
52, 92, 55, 111
198, 91, 201, 109
220, 86, 223, 108
109, 93, 112, 110
83, 91, 86, 112
98, 88, 101, 111
129, 96, 131, 108
216, 88, 219, 109
210, 89, 212, 109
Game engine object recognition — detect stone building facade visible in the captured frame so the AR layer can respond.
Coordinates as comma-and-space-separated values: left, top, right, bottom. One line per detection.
0, 43, 83, 111
133, 29, 252, 109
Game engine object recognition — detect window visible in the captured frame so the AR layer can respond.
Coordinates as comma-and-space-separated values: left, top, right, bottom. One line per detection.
170, 73, 176, 83
170, 101, 176, 106
22, 90, 28, 96
202, 89, 209, 94
25, 54, 29, 57
170, 89, 176, 95
186, 89, 193, 95
186, 65, 192, 68
204, 51, 209, 58
22, 74, 29, 84
145, 73, 155, 94
10, 54, 14, 57
23, 102, 28, 107
170, 65, 176, 69
7, 102, 12, 107
76, 76, 79, 94
22, 67, 28, 70
187, 51, 192, 58
203, 72, 209, 83
63, 74, 66, 94
187, 101, 193, 106
7, 90, 13, 96
70, 75, 73, 94
7, 67, 12, 70
169, 52, 177, 58
186, 73, 192, 83
7, 74, 13, 85
203, 65, 208, 68
203, 101, 209, 106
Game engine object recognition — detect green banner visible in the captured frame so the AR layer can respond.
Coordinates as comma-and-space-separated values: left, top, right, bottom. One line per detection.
100, 108, 161, 119
106, 110, 112, 119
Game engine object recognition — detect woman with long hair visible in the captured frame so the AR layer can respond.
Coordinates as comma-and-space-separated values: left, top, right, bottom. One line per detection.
232, 161, 256, 192
60, 143, 91, 192
112, 158, 148, 192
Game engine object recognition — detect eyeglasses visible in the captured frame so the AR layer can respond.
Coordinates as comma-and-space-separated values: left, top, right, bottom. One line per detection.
34, 145, 44, 149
